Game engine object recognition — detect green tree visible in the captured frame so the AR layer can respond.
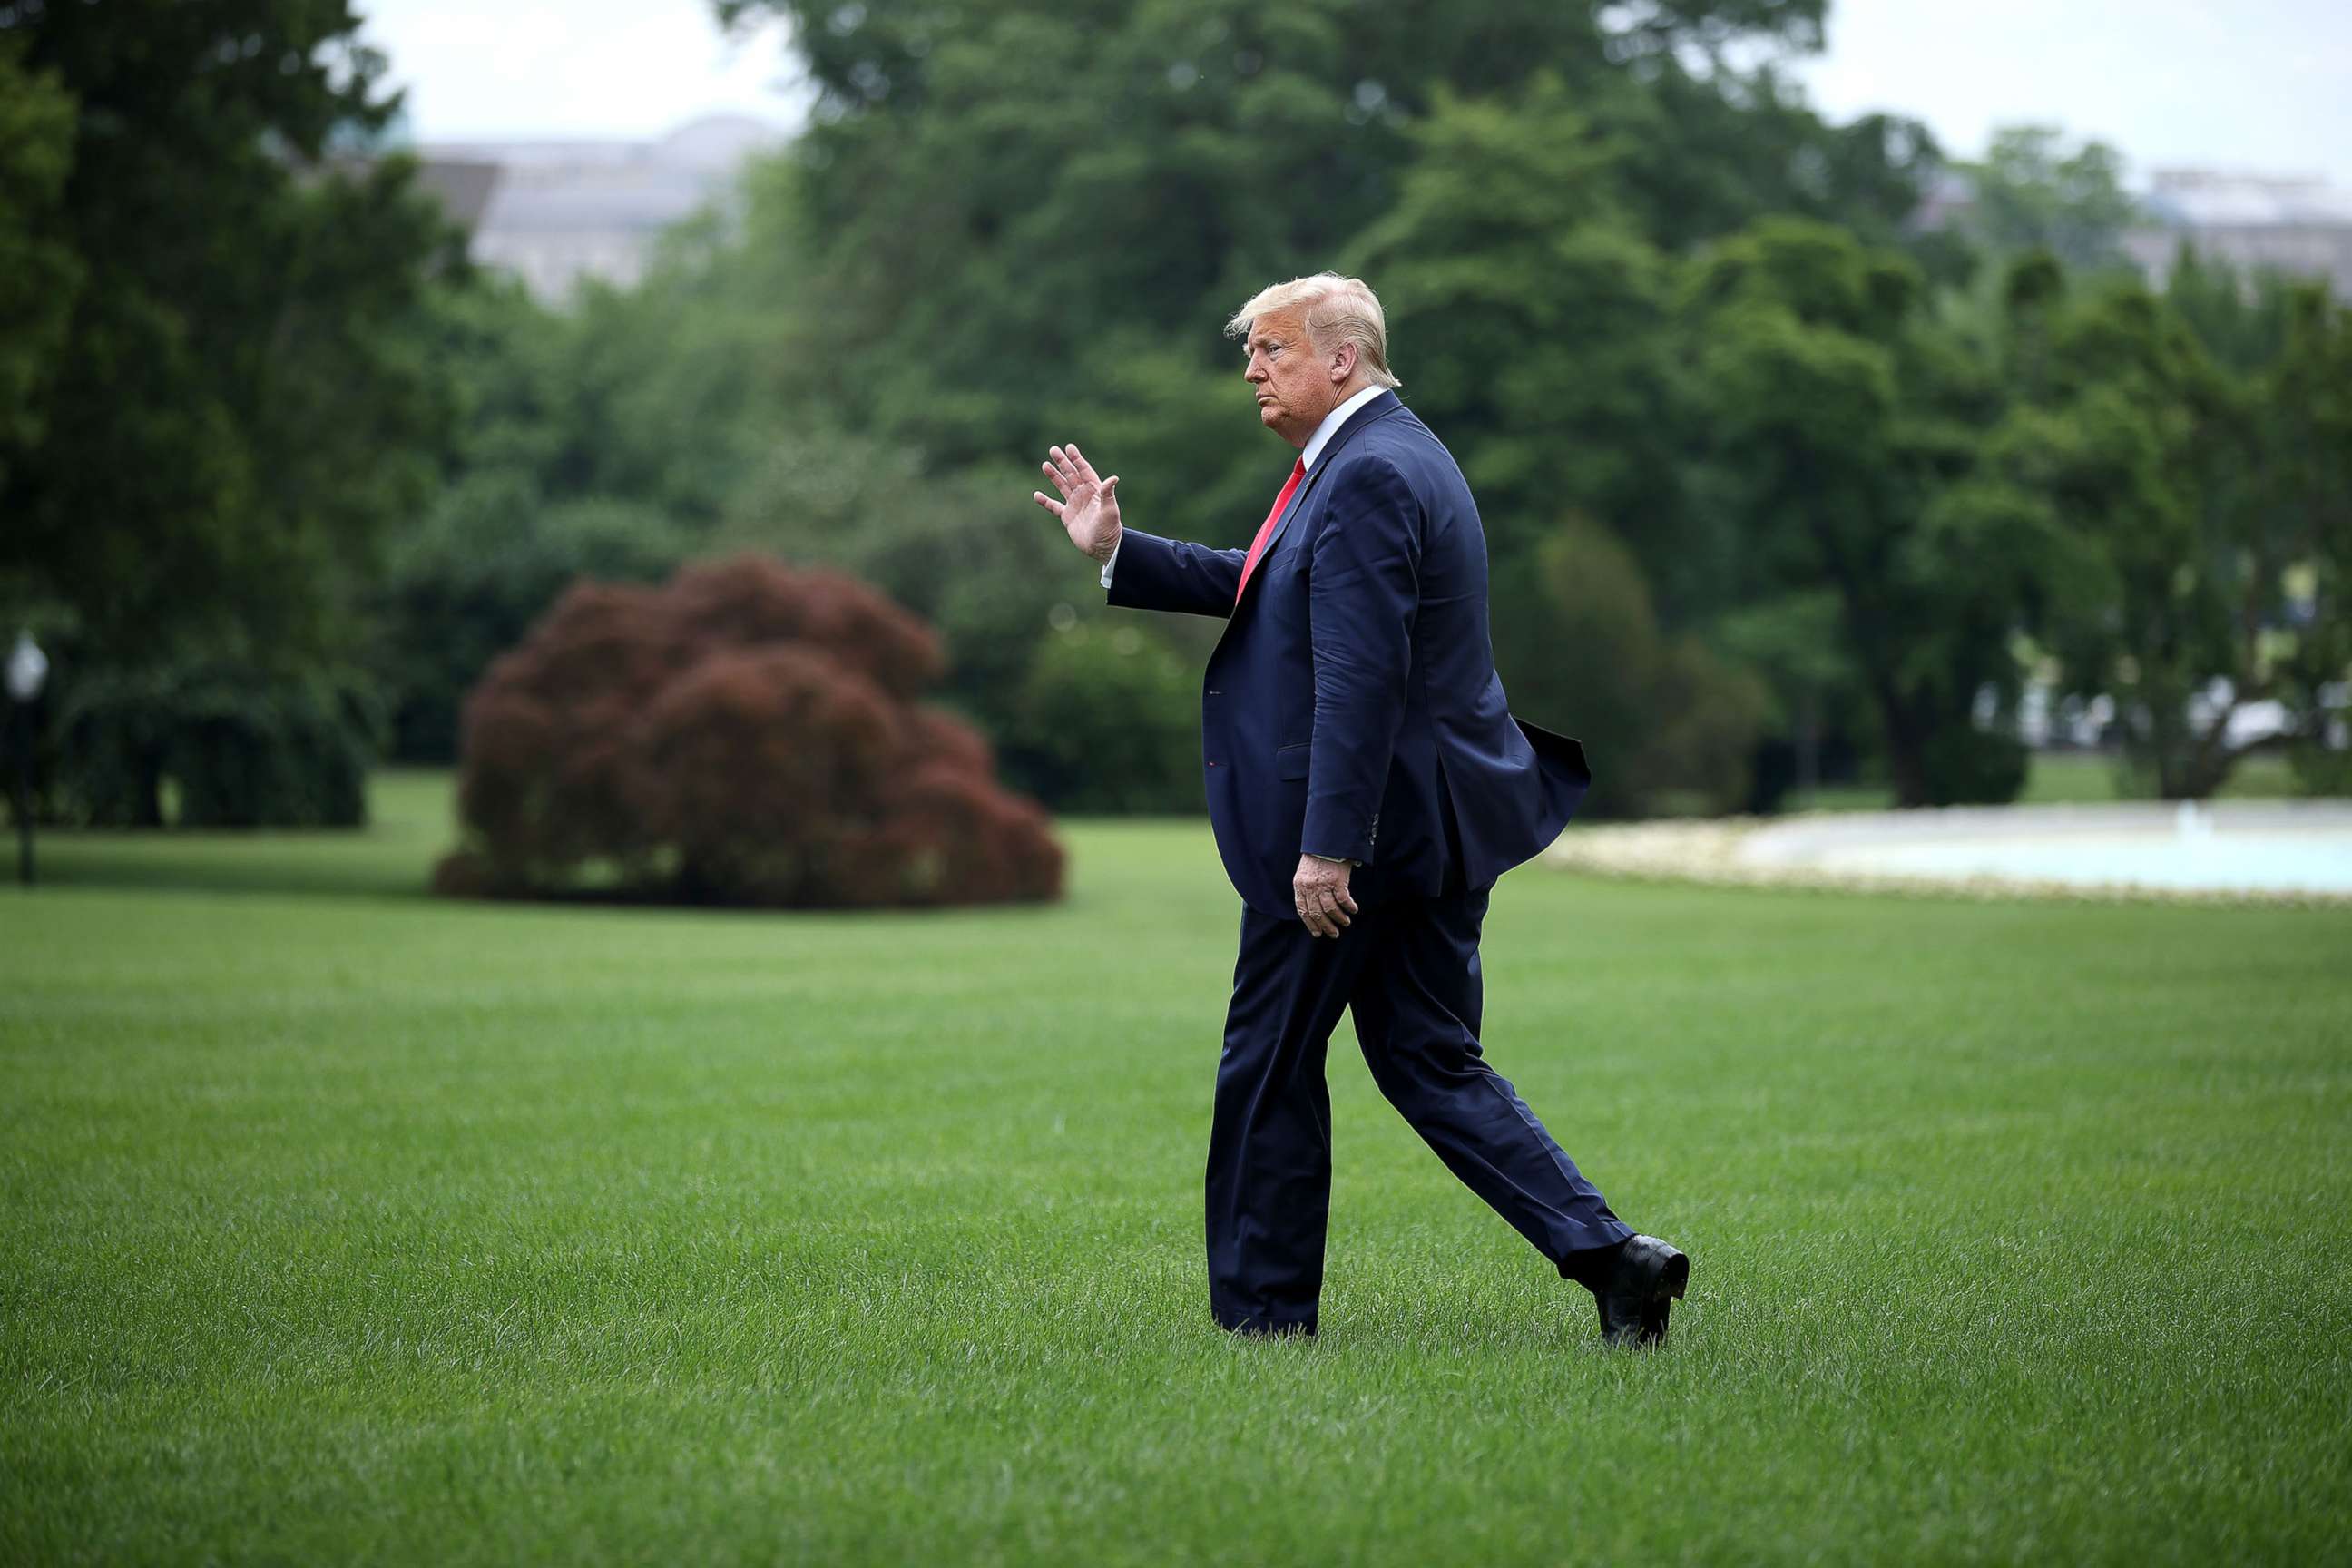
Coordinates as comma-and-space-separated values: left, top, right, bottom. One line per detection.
387, 0, 1965, 818
716, 0, 1926, 495
407, 216, 815, 532
2162, 247, 2298, 373
0, 2, 463, 674
0, 35, 79, 503
1712, 588, 1869, 808
1985, 265, 2349, 797
1965, 125, 2141, 275
1512, 521, 1769, 816
1002, 620, 1203, 813
1332, 77, 1770, 814
715, 424, 1081, 748
365, 210, 831, 764
693, 3, 1948, 815
1685, 218, 2050, 806
1343, 74, 1690, 593
2164, 250, 2352, 784
375, 480, 692, 763
544, 195, 818, 526
2260, 286, 2352, 792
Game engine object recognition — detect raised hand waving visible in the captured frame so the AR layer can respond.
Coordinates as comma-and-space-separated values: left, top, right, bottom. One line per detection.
1033, 443, 1122, 565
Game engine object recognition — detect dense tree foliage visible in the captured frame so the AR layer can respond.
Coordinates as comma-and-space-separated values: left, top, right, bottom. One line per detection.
0, 0, 461, 669
0, 0, 463, 827
6, 0, 2345, 831
0, 35, 77, 503
1979, 259, 2352, 797
2264, 289, 2352, 793
1683, 220, 2049, 805
377, 0, 2349, 813
1964, 126, 2141, 277
1002, 619, 1205, 814
52, 659, 377, 828
720, 0, 1927, 483
672, 0, 1956, 815
1343, 74, 1690, 593
377, 479, 690, 762
1516, 522, 1770, 816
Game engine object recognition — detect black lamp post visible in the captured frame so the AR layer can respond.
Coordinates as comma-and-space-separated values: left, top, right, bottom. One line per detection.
7, 632, 46, 887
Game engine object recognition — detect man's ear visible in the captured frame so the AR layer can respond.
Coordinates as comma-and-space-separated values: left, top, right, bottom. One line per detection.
1329, 340, 1358, 384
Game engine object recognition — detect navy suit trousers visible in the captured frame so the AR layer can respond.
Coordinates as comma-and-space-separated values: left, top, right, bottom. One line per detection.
1205, 877, 1633, 1334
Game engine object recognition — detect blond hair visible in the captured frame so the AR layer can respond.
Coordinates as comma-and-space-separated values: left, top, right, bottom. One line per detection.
1223, 272, 1401, 390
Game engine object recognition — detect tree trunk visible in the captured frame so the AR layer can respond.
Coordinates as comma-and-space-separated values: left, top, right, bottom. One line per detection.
133, 758, 164, 828
1880, 691, 1933, 808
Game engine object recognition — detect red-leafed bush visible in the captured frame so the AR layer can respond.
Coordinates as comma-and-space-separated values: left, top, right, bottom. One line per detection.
434, 554, 1063, 906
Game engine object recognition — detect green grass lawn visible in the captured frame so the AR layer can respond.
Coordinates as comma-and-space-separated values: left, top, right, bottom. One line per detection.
5, 772, 2348, 1564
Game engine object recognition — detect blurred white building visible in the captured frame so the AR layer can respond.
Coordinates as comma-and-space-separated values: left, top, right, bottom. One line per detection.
2123, 170, 2352, 295
1911, 162, 2352, 295
420, 114, 789, 302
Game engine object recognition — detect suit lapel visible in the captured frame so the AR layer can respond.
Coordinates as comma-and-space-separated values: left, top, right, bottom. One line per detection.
1232, 392, 1402, 614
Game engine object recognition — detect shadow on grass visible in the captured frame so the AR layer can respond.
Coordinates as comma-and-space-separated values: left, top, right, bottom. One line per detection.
19, 829, 440, 902
5, 769, 454, 903
8, 769, 1083, 914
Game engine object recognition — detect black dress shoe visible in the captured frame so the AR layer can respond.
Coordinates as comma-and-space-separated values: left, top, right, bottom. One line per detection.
1593, 1234, 1690, 1348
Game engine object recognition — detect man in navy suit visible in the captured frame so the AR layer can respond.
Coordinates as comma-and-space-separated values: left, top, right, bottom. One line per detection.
1033, 273, 1688, 1346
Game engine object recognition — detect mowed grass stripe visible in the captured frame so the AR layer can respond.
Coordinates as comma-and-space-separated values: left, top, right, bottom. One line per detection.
3, 773, 2347, 1563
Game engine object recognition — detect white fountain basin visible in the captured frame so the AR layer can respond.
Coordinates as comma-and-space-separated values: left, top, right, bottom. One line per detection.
1736, 801, 2352, 897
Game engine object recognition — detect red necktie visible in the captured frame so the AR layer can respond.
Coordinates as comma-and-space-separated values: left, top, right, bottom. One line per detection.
1234, 456, 1307, 604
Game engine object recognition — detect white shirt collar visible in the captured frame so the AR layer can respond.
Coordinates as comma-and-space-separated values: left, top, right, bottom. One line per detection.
1299, 384, 1389, 473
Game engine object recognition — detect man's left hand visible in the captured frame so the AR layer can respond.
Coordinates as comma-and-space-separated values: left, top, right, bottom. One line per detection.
1293, 854, 1357, 937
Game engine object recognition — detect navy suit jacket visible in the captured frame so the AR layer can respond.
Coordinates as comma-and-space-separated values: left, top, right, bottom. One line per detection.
1107, 390, 1592, 918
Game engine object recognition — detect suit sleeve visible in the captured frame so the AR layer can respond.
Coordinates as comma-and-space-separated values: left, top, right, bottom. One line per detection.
1305, 456, 1419, 865
1103, 528, 1246, 619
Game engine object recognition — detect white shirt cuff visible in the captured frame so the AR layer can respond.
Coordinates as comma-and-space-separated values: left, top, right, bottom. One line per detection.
1098, 534, 1121, 589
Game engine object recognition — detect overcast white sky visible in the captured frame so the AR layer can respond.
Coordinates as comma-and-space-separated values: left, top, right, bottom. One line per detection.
361, 0, 808, 142
359, 0, 2352, 186
1798, 0, 2352, 187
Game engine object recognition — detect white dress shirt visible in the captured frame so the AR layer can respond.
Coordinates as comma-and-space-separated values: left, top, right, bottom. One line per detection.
1098, 383, 1388, 589
1099, 385, 1390, 867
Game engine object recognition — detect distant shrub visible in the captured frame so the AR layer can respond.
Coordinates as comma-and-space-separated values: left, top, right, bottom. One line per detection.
2290, 743, 2352, 798
50, 657, 380, 828
1495, 522, 1767, 818
1917, 727, 2029, 808
2288, 691, 2351, 797
436, 554, 1063, 906
375, 479, 691, 763
1002, 621, 1204, 814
